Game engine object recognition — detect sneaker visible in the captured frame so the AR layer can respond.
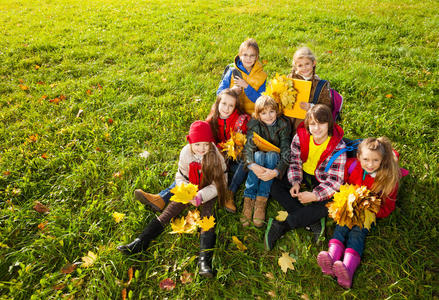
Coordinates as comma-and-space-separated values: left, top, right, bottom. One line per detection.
264, 218, 289, 251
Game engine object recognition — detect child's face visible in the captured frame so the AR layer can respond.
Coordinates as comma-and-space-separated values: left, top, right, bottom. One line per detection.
308, 118, 329, 143
239, 47, 258, 71
191, 142, 210, 156
259, 108, 277, 126
358, 148, 383, 173
294, 57, 315, 78
218, 94, 236, 119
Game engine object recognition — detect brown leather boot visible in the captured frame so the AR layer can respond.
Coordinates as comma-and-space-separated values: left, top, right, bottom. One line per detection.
253, 196, 268, 227
240, 197, 255, 227
134, 189, 165, 212
224, 190, 236, 213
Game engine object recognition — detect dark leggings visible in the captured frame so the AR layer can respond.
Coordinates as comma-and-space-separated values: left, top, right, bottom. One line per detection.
270, 174, 328, 229
158, 198, 216, 232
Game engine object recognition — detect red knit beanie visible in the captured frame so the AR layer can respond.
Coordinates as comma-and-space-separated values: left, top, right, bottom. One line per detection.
186, 121, 214, 144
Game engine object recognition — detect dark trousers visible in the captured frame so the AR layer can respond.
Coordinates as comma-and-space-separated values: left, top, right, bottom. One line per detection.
270, 174, 329, 229
158, 198, 215, 232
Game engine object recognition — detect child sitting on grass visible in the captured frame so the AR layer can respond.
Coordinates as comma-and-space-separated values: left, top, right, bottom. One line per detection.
288, 46, 332, 129
265, 104, 346, 249
242, 95, 291, 227
206, 88, 251, 213
317, 137, 400, 289
217, 38, 267, 115
118, 121, 227, 278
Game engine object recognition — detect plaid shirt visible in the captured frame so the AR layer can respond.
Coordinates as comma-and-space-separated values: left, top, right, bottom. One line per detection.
287, 123, 346, 202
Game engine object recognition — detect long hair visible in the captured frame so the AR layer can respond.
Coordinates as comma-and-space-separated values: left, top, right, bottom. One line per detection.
357, 137, 400, 199
200, 144, 227, 207
208, 88, 241, 143
304, 104, 334, 136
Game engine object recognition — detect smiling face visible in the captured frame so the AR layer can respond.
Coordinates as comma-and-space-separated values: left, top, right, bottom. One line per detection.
218, 94, 237, 119
259, 108, 277, 126
308, 117, 329, 144
191, 142, 210, 156
358, 148, 383, 173
239, 46, 258, 72
294, 57, 315, 78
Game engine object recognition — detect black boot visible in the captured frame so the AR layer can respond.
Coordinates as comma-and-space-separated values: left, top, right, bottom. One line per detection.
264, 218, 290, 251
117, 218, 164, 255
305, 217, 325, 244
198, 231, 216, 278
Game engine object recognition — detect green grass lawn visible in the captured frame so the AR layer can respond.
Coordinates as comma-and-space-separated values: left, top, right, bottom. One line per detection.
1, 0, 438, 298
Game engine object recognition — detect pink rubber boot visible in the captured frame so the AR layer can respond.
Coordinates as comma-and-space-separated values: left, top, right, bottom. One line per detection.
333, 248, 361, 289
317, 239, 345, 276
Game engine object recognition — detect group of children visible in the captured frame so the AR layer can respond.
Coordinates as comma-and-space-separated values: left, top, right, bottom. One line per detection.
117, 39, 404, 288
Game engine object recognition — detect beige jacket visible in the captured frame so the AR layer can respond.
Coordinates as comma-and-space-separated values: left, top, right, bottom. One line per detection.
175, 143, 227, 203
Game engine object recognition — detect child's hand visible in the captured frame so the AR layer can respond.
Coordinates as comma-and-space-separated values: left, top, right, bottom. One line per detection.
290, 183, 301, 197
234, 76, 249, 89
259, 169, 278, 181
231, 85, 243, 94
297, 191, 317, 203
300, 102, 311, 111
190, 194, 202, 207
250, 164, 265, 178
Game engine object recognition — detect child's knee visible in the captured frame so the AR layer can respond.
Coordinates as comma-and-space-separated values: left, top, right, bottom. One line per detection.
265, 151, 279, 167
254, 151, 266, 164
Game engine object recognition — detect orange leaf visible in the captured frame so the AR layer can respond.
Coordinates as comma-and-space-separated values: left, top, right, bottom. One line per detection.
60, 263, 78, 274
180, 270, 193, 284
49, 98, 61, 104
38, 220, 48, 231
41, 95, 47, 99
35, 65, 40, 69
107, 118, 113, 125
36, 81, 45, 85
41, 153, 48, 159
262, 59, 268, 64
97, 83, 103, 90
59, 94, 66, 100
121, 288, 127, 300
18, 79, 24, 83
113, 171, 122, 179
86, 89, 92, 95
385, 94, 393, 98
3, 171, 10, 176
19, 84, 29, 91
160, 171, 169, 177
33, 201, 50, 213
128, 267, 133, 283
52, 283, 65, 290
159, 278, 175, 291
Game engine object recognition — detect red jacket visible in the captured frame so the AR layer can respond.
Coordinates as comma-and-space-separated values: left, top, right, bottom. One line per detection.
216, 110, 250, 144
344, 158, 398, 218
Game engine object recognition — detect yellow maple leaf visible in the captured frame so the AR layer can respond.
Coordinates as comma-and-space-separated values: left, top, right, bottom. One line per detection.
275, 211, 288, 222
278, 252, 296, 273
263, 73, 297, 110
363, 210, 376, 230
219, 131, 247, 160
170, 216, 186, 234
112, 212, 125, 223
81, 251, 97, 267
197, 216, 215, 232
170, 183, 198, 204
232, 236, 247, 251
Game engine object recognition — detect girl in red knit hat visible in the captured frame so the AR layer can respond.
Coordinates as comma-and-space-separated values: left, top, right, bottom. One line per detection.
118, 121, 227, 278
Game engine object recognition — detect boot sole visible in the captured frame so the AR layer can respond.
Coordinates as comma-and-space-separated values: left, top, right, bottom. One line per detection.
224, 207, 236, 213
317, 252, 334, 276
134, 190, 162, 212
333, 261, 352, 289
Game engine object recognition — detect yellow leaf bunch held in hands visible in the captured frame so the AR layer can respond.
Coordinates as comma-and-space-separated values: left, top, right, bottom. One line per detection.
327, 184, 381, 230
219, 131, 247, 160
169, 183, 198, 204
263, 73, 298, 110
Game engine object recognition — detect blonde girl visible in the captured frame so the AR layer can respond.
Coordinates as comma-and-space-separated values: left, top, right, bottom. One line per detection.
118, 121, 227, 278
288, 46, 332, 129
317, 137, 400, 288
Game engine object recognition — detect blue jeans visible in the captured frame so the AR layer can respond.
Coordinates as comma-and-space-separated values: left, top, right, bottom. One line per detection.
159, 181, 176, 205
332, 225, 369, 257
244, 151, 279, 199
228, 160, 248, 193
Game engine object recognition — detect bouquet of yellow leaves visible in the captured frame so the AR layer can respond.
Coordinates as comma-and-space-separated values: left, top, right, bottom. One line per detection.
219, 130, 247, 160
263, 73, 298, 110
327, 184, 381, 230
170, 183, 198, 204
170, 210, 216, 234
